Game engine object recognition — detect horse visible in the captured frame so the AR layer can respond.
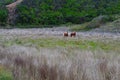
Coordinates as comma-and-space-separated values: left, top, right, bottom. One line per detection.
70, 32, 76, 37
63, 32, 68, 37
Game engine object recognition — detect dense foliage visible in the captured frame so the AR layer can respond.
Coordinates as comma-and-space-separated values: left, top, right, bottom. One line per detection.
0, 0, 120, 26
0, 0, 15, 25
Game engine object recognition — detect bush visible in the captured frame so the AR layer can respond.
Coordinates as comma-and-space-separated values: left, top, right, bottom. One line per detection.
0, 9, 8, 24
38, 11, 64, 25
16, 5, 36, 25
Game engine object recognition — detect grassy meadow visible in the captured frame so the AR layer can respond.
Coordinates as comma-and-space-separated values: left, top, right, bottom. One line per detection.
0, 0, 120, 79
0, 35, 120, 80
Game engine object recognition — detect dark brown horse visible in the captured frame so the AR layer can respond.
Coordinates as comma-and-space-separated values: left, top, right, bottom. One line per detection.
63, 32, 68, 37
70, 32, 76, 37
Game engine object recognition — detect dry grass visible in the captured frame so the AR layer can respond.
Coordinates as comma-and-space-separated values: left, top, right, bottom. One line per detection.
70, 23, 89, 31
0, 33, 120, 80
0, 44, 120, 80
97, 18, 120, 32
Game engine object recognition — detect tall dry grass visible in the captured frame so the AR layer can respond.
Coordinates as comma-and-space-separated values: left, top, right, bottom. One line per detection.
0, 45, 120, 80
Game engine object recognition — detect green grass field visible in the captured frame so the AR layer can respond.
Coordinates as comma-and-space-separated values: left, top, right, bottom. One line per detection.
2, 36, 120, 52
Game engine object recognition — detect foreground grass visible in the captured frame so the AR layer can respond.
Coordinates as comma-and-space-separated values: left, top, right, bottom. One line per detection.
0, 65, 13, 80
0, 44, 120, 80
0, 36, 120, 80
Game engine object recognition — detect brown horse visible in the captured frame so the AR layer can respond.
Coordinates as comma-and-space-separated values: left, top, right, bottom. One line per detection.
70, 32, 76, 37
63, 32, 68, 37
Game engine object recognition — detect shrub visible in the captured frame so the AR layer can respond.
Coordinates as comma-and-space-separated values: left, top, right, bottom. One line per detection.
38, 11, 64, 25
0, 9, 8, 25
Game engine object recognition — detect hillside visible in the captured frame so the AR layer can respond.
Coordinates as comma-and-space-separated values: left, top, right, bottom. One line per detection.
6, 0, 23, 25
0, 0, 120, 26
93, 18, 120, 32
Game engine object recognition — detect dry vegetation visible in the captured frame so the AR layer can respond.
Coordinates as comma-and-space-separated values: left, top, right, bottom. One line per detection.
0, 31, 120, 80
70, 15, 120, 32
